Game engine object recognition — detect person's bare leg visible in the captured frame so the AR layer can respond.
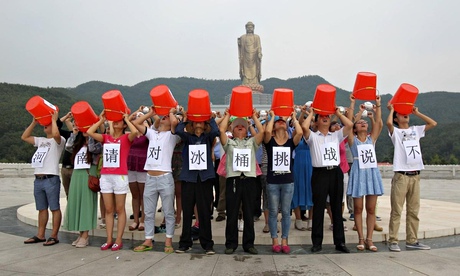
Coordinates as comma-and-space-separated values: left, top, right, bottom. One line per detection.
102, 193, 115, 244
50, 209, 61, 239
37, 209, 48, 239
114, 194, 127, 245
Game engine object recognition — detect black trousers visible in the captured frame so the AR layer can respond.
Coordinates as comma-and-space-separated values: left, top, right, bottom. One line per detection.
212, 158, 220, 208
225, 176, 256, 251
254, 175, 262, 218
311, 167, 345, 246
179, 178, 214, 250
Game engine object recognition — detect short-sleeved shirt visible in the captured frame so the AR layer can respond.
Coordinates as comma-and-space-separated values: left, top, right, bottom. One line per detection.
390, 125, 426, 171
100, 133, 132, 175
33, 136, 65, 175
305, 128, 345, 168
223, 137, 259, 178
144, 128, 180, 172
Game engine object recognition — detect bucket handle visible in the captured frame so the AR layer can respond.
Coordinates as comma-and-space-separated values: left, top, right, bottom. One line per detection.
34, 114, 52, 120
392, 102, 415, 106
188, 114, 212, 117
312, 107, 335, 113
353, 87, 380, 98
104, 109, 126, 114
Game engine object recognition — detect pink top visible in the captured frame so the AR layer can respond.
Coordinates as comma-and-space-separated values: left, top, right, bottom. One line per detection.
339, 139, 350, 173
127, 136, 148, 172
100, 133, 132, 175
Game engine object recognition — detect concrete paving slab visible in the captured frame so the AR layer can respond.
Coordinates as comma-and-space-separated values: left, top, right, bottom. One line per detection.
384, 250, 460, 275
139, 253, 219, 276
212, 255, 277, 276
274, 254, 350, 275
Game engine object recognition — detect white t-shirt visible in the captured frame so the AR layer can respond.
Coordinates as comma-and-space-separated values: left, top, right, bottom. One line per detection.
390, 125, 425, 171
33, 136, 65, 175
305, 128, 345, 168
143, 128, 180, 172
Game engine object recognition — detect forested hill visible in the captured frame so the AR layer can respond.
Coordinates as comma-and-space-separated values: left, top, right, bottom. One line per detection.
1, 75, 459, 164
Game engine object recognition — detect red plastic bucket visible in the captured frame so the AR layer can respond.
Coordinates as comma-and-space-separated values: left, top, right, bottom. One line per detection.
150, 84, 178, 116
187, 89, 211, 122
25, 96, 59, 126
102, 90, 131, 121
71, 101, 99, 132
312, 84, 336, 115
390, 83, 419, 115
271, 88, 294, 116
353, 72, 377, 100
229, 86, 253, 117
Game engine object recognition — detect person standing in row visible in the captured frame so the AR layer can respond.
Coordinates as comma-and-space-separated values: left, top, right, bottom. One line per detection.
302, 108, 353, 253
387, 104, 437, 252
22, 111, 65, 246
132, 107, 180, 253
347, 96, 384, 252
264, 111, 303, 254
219, 109, 264, 255
174, 111, 219, 255
87, 111, 138, 251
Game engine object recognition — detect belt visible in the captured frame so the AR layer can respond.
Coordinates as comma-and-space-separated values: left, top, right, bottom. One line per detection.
63, 165, 74, 169
314, 166, 338, 171
35, 175, 57, 180
397, 171, 420, 176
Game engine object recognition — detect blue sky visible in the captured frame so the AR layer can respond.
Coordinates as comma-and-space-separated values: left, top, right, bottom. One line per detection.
1, 0, 459, 95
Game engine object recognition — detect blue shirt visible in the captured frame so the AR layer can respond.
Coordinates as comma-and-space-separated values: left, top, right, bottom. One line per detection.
175, 118, 219, 183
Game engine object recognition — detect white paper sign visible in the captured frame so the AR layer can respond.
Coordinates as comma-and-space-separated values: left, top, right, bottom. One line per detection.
74, 146, 91, 169
233, 148, 251, 172
272, 146, 291, 172
320, 142, 340, 166
357, 144, 378, 169
189, 144, 207, 170
103, 143, 121, 168
146, 145, 162, 166
31, 147, 49, 168
403, 139, 422, 165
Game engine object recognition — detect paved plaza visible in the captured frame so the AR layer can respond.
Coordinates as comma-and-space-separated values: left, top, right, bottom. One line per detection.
1, 177, 459, 275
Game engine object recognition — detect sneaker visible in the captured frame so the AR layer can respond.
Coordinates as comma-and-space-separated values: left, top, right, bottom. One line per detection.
224, 248, 235, 254
344, 225, 348, 231
238, 219, 244, 232
216, 215, 225, 222
406, 242, 430, 250
175, 246, 192, 253
376, 216, 382, 221
205, 248, 215, 255
349, 214, 354, 221
389, 243, 401, 252
253, 216, 260, 222
245, 247, 258, 254
342, 217, 347, 222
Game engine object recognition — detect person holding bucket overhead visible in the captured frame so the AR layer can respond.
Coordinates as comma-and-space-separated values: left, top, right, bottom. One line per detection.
219, 108, 264, 255
386, 84, 437, 252
346, 95, 384, 252
22, 110, 65, 246
174, 89, 219, 255
264, 110, 303, 254
87, 110, 138, 251
301, 84, 353, 253
63, 116, 102, 248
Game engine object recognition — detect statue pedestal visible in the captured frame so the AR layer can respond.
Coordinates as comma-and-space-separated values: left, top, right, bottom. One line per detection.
225, 92, 272, 106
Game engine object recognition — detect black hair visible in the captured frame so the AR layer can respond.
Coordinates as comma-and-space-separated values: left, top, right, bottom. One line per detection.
392, 112, 399, 127
314, 114, 319, 122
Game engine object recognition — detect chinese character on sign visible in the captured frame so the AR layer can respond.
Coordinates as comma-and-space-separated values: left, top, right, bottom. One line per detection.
148, 146, 162, 160
105, 148, 119, 163
323, 147, 337, 162
360, 149, 375, 164
234, 152, 249, 167
191, 150, 205, 165
406, 144, 420, 160
274, 151, 289, 167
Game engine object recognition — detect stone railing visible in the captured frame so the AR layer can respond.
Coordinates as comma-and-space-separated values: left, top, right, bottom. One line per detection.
1, 163, 459, 179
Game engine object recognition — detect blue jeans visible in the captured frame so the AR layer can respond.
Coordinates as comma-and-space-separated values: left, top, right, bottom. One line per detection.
267, 183, 294, 239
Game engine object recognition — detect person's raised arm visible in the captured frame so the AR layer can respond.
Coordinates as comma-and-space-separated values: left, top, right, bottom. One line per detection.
50, 111, 62, 145
291, 111, 303, 146
252, 108, 264, 146
169, 107, 179, 133
124, 113, 139, 142
218, 109, 231, 147
370, 95, 383, 142
87, 110, 106, 142
132, 106, 155, 135
337, 107, 353, 138
413, 107, 437, 132
21, 117, 38, 145
347, 94, 356, 121
301, 109, 314, 140
263, 110, 275, 144
386, 103, 395, 135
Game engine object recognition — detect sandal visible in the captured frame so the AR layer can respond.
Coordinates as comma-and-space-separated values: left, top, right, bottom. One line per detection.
164, 245, 174, 254
365, 239, 378, 252
356, 238, 365, 251
134, 244, 153, 252
24, 236, 46, 244
138, 223, 145, 231
129, 222, 138, 231
43, 237, 59, 246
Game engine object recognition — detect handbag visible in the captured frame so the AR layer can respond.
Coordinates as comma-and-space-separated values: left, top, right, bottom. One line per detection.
87, 170, 100, 193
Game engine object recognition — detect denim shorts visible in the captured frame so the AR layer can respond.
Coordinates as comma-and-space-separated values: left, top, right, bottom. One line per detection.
34, 175, 61, 211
